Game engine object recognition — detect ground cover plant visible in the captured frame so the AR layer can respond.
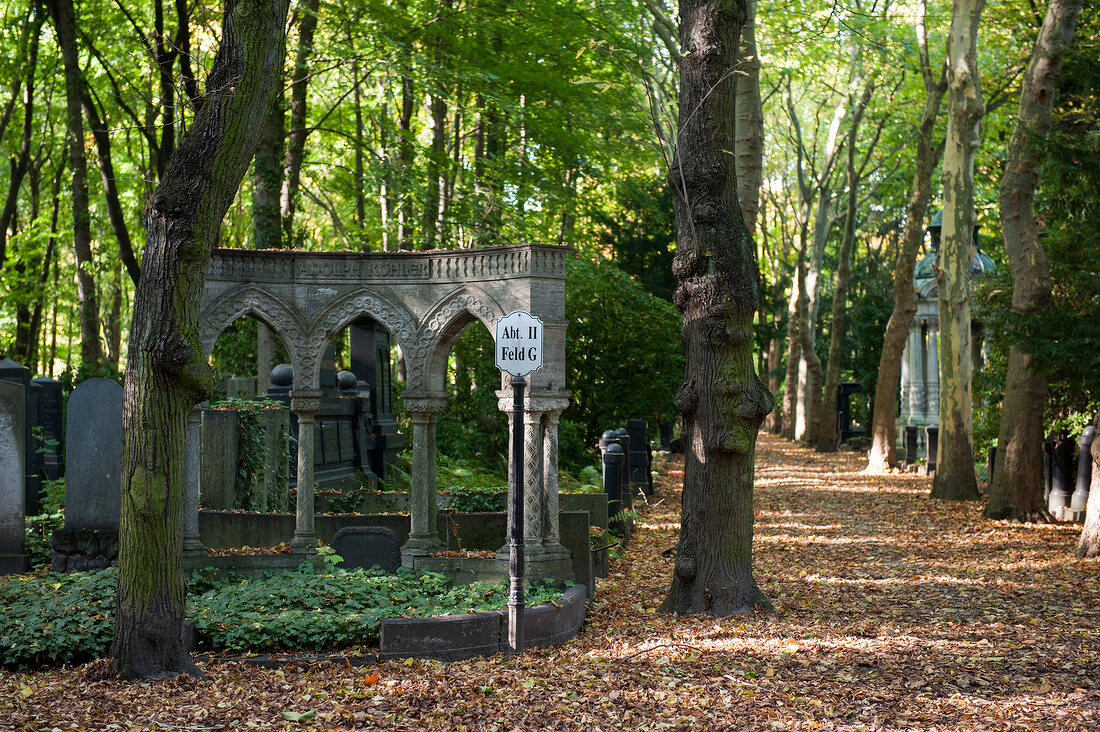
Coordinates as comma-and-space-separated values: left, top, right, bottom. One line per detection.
0, 566, 564, 668
2, 435, 1097, 729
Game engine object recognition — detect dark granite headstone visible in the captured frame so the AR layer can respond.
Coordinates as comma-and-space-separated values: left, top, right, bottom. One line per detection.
32, 377, 64, 481
0, 379, 27, 573
925, 425, 939, 474
904, 424, 919, 465
626, 419, 649, 491
331, 526, 401, 573
64, 378, 123, 530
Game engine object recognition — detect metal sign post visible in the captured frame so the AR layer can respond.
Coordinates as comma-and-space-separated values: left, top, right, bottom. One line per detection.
494, 310, 543, 654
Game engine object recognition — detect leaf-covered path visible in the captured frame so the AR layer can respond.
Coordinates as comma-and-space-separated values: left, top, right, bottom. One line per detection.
3, 434, 1098, 730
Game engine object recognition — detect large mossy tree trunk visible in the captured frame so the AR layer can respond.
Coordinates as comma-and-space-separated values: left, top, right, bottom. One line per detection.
985, 0, 1082, 522
931, 0, 984, 502
110, 0, 289, 680
661, 0, 773, 617
866, 0, 947, 472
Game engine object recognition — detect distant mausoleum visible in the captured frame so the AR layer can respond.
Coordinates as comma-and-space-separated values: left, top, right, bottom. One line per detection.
898, 211, 996, 453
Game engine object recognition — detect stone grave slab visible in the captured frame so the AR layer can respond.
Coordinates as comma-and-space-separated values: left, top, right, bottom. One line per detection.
331, 526, 401, 573
0, 379, 27, 573
65, 378, 123, 530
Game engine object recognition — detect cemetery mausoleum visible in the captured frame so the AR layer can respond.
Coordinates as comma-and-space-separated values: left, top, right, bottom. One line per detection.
898, 214, 995, 452
194, 243, 572, 573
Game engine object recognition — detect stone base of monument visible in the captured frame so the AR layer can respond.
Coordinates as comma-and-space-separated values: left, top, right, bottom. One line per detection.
378, 583, 587, 661
50, 528, 119, 572
181, 552, 326, 580
0, 553, 28, 574
413, 554, 575, 587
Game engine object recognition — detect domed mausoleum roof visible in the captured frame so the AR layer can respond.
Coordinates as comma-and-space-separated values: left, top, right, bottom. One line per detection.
915, 211, 997, 299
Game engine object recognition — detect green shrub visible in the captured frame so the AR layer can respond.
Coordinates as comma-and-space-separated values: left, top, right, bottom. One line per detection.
0, 569, 116, 667
0, 566, 566, 667
190, 566, 563, 651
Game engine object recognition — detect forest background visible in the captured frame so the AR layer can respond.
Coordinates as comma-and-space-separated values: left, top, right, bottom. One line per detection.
0, 0, 1096, 476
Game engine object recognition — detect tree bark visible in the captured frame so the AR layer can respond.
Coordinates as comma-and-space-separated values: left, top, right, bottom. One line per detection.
985, 0, 1082, 521
111, 0, 289, 680
396, 69, 416, 250
661, 0, 773, 618
780, 285, 801, 439
733, 0, 762, 234
867, 0, 947, 472
252, 93, 285, 249
931, 0, 985, 501
280, 0, 321, 245
52, 0, 103, 367
83, 88, 141, 284
0, 7, 40, 272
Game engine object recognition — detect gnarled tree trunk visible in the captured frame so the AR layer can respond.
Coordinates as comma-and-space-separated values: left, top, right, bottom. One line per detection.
661, 0, 773, 617
985, 0, 1082, 521
111, 0, 289, 679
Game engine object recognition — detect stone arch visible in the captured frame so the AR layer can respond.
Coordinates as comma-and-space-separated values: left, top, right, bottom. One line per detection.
300, 290, 419, 391
198, 285, 306, 373
413, 285, 506, 393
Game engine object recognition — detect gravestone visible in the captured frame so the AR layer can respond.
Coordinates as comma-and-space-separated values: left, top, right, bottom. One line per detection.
0, 379, 27, 573
331, 525, 401, 572
924, 425, 939, 475
0, 358, 41, 515
626, 419, 650, 494
200, 408, 239, 510
64, 378, 123, 530
32, 377, 64, 481
904, 424, 919, 465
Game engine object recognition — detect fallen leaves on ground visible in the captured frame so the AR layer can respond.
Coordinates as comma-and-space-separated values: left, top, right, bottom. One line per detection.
2, 434, 1098, 730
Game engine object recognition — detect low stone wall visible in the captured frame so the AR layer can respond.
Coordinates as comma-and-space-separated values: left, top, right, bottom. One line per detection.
378, 584, 587, 661
314, 491, 608, 531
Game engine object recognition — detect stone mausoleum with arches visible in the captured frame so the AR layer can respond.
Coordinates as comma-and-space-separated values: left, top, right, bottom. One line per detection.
187, 243, 572, 576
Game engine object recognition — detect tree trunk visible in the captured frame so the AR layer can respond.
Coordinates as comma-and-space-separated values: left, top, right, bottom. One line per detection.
352, 53, 366, 231
111, 0, 289, 680
280, 0, 321, 245
780, 285, 801, 439
985, 0, 1082, 521
52, 0, 102, 367
424, 78, 447, 250
83, 89, 141, 284
252, 94, 285, 249
733, 0, 762, 235
931, 0, 984, 502
813, 80, 874, 452
867, 0, 947, 472
396, 69, 416, 250
0, 8, 40, 272
1076, 413, 1100, 558
661, 0, 773, 618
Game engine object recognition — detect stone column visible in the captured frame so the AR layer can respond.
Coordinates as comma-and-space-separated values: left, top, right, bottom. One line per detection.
539, 408, 569, 559
496, 390, 571, 565
290, 391, 321, 553
182, 404, 206, 557
401, 391, 448, 565
927, 324, 940, 418
523, 410, 545, 555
